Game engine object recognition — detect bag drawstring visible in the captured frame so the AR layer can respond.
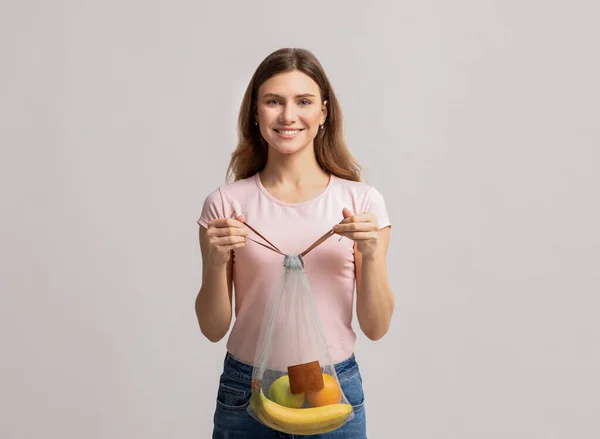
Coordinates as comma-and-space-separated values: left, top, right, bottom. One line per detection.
242, 221, 337, 259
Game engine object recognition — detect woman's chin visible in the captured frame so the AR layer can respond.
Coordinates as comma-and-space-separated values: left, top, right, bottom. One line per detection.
268, 142, 311, 156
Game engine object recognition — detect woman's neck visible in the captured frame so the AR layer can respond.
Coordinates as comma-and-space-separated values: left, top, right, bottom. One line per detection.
260, 146, 329, 188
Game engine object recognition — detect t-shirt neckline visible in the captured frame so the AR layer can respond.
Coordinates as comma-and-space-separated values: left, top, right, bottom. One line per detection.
254, 172, 335, 207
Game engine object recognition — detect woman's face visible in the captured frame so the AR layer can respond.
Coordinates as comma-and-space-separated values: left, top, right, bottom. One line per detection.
255, 70, 327, 156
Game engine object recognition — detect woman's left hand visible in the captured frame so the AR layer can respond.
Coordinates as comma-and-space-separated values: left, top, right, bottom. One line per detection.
332, 208, 381, 256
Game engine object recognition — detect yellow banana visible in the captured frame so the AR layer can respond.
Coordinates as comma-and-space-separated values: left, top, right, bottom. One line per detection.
255, 407, 348, 435
251, 389, 353, 434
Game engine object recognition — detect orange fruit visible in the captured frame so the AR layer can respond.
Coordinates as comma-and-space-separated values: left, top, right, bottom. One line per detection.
306, 374, 341, 407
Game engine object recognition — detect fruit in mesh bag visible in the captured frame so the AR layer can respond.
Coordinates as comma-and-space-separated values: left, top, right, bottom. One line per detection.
268, 375, 305, 409
251, 388, 352, 435
306, 374, 342, 407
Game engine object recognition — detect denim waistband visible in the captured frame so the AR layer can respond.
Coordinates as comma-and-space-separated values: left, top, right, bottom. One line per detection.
222, 352, 360, 384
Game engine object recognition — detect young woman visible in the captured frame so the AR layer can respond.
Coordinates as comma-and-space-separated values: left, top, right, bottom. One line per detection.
196, 47, 394, 438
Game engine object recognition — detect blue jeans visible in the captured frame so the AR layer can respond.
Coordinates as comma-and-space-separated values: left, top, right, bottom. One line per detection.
212, 352, 367, 438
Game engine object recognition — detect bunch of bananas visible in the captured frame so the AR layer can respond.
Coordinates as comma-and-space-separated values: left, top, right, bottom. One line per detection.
250, 389, 353, 435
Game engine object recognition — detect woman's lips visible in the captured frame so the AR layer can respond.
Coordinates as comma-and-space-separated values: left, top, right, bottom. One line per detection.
273, 128, 304, 139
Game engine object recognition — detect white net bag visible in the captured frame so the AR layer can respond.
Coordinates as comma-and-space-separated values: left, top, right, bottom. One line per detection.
243, 222, 355, 435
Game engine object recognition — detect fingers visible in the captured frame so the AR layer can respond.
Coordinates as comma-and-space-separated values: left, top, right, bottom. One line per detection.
334, 231, 379, 241
208, 235, 247, 259
333, 221, 379, 233
337, 213, 376, 224
210, 235, 247, 246
219, 241, 247, 252
208, 226, 248, 238
207, 217, 249, 239
206, 216, 248, 254
205, 216, 247, 265
333, 216, 380, 241
208, 217, 246, 229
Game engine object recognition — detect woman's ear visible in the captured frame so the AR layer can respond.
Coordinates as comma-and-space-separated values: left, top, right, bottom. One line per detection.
321, 100, 328, 124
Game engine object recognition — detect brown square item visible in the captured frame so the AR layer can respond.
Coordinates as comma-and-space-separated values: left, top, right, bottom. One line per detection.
287, 361, 324, 394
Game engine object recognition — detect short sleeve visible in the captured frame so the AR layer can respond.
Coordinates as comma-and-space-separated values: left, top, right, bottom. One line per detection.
197, 188, 225, 228
365, 187, 392, 229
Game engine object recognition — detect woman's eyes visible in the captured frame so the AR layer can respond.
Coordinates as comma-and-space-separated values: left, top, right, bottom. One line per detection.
266, 99, 312, 106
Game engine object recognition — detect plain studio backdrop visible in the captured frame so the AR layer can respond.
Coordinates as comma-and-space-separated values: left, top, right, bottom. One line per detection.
1, 1, 598, 438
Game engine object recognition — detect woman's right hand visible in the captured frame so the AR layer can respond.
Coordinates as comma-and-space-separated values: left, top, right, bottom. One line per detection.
205, 215, 248, 266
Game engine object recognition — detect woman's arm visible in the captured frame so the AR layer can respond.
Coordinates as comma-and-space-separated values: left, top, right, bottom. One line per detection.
354, 227, 395, 340
333, 207, 395, 341
194, 226, 234, 342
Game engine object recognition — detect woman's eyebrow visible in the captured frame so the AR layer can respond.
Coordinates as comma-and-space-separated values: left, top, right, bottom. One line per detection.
261, 93, 316, 99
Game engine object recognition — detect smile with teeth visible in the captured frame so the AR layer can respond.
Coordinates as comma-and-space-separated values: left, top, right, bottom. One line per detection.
274, 129, 303, 135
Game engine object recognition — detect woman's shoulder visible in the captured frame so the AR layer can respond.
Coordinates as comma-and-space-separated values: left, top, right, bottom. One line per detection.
197, 174, 259, 226
331, 174, 384, 199
203, 173, 258, 200
332, 175, 390, 225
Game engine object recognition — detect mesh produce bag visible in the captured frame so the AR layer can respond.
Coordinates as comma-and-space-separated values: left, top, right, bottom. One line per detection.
243, 222, 355, 435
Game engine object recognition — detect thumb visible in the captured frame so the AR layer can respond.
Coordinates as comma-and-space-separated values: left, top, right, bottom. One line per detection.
342, 207, 353, 219
236, 214, 245, 223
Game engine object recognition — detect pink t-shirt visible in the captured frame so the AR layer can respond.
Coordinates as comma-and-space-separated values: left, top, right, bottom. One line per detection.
197, 172, 391, 364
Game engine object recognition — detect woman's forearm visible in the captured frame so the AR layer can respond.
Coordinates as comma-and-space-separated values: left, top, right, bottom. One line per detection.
355, 250, 395, 340
195, 260, 232, 342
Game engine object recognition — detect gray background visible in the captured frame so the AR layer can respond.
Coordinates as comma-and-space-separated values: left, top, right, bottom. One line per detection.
1, 1, 599, 438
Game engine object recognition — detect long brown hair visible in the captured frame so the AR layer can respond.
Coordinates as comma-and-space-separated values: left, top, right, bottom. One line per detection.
226, 48, 362, 183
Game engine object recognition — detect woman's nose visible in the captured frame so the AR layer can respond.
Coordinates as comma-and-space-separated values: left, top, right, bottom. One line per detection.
279, 103, 296, 124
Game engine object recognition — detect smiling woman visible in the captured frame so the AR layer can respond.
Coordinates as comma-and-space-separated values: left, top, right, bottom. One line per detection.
254, 72, 325, 155
227, 48, 362, 184
195, 48, 394, 439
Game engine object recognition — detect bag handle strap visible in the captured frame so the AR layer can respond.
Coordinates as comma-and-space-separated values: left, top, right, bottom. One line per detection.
242, 221, 286, 256
242, 221, 339, 259
300, 229, 336, 257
